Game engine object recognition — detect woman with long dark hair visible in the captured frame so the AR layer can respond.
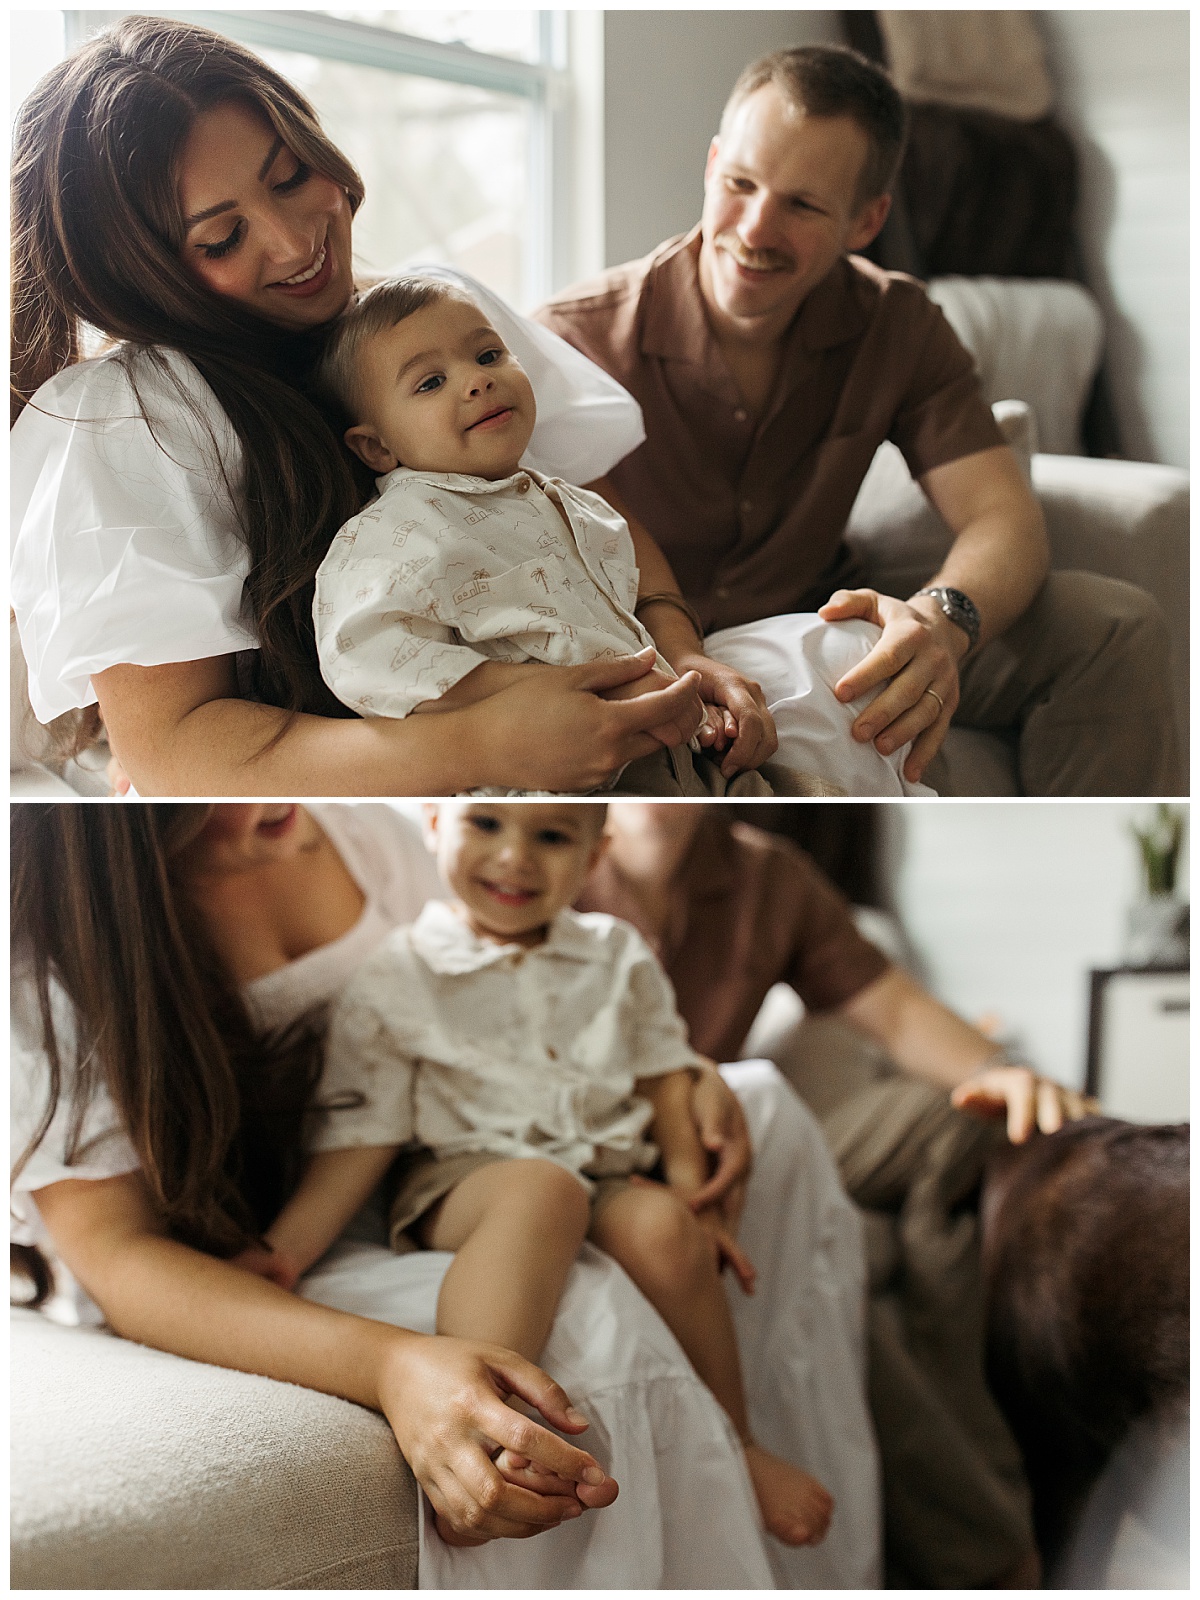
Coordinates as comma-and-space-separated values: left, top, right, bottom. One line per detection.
11, 801, 880, 1585
11, 16, 734, 795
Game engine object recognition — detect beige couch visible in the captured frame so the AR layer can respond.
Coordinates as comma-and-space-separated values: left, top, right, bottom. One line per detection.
11, 1306, 420, 1590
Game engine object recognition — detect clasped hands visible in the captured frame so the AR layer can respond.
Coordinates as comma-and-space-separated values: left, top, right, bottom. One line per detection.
608, 648, 776, 778
819, 588, 970, 784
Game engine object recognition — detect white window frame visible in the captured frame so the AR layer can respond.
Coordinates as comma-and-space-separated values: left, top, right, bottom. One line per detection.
64, 9, 604, 303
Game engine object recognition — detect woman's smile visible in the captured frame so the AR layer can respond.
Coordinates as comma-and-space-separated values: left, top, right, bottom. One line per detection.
177, 99, 354, 328
270, 241, 332, 296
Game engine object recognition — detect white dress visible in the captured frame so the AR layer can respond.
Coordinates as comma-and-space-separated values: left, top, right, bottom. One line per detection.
10, 268, 930, 795
10, 805, 881, 1589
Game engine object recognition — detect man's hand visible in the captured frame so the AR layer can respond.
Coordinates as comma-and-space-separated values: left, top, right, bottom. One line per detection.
665, 648, 778, 776
817, 588, 967, 783
951, 1065, 1099, 1144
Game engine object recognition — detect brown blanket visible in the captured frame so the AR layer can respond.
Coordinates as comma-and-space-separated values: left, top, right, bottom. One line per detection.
821, 1078, 1034, 1587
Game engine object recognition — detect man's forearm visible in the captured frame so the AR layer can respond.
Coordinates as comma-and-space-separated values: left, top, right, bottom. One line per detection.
916, 446, 1050, 650
838, 967, 1002, 1090
915, 512, 1048, 650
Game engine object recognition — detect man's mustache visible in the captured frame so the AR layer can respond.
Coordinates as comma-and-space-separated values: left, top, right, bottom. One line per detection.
715, 232, 795, 274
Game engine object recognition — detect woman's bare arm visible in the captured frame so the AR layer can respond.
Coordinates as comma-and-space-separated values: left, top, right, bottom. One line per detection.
34, 1171, 618, 1538
93, 651, 703, 796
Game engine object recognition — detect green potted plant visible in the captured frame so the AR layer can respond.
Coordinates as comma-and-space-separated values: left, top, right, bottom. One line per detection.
1126, 805, 1189, 967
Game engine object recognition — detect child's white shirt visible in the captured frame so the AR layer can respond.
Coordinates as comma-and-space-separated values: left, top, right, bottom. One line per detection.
310, 900, 705, 1182
314, 466, 666, 718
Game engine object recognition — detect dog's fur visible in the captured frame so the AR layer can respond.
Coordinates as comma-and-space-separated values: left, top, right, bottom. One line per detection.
980, 1118, 1189, 1567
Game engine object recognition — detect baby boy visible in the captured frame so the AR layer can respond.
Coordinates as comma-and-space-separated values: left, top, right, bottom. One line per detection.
310, 276, 774, 796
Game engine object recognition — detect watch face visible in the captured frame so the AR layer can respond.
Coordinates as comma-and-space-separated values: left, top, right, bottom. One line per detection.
922, 587, 979, 645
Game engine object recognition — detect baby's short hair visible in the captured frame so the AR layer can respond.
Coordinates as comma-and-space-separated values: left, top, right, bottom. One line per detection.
314, 275, 463, 423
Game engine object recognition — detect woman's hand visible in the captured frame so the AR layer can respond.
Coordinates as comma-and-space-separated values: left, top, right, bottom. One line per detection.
482, 650, 705, 791
951, 1064, 1098, 1144
376, 1334, 619, 1543
94, 649, 701, 797
684, 1066, 753, 1224
596, 656, 707, 748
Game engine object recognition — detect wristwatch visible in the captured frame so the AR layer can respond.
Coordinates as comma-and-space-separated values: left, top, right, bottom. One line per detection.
915, 586, 981, 651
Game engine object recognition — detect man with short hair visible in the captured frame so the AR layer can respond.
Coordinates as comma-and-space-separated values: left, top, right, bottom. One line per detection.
536, 45, 1179, 795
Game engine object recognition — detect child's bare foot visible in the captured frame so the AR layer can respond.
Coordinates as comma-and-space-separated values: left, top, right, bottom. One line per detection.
744, 1442, 834, 1546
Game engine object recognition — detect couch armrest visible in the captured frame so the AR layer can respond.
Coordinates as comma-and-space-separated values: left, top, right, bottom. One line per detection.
11, 1309, 420, 1590
1032, 454, 1189, 739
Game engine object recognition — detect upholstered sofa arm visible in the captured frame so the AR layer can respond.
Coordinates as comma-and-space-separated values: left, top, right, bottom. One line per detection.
11, 1308, 420, 1590
1032, 454, 1189, 733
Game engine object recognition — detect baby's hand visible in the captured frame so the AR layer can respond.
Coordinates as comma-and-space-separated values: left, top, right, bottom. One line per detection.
695, 1205, 757, 1296
695, 703, 738, 753
229, 1243, 303, 1292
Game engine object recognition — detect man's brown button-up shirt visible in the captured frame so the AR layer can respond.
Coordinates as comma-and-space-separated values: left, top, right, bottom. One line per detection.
535, 227, 1004, 634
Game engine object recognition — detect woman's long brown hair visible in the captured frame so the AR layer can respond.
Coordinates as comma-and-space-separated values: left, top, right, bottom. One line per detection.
11, 804, 324, 1306
11, 16, 372, 740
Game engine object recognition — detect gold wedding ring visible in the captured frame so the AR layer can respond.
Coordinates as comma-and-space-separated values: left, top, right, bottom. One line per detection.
922, 687, 945, 712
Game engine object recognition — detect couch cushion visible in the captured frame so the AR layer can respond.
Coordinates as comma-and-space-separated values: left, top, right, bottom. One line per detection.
11, 1310, 419, 1590
927, 278, 1104, 454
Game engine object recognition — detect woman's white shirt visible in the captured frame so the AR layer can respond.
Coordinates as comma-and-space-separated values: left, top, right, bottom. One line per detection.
10, 268, 646, 725
9, 805, 439, 1260
11, 347, 255, 722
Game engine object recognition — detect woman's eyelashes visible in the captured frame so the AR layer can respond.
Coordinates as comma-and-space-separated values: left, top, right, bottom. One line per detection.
274, 160, 312, 195
199, 220, 246, 260
194, 160, 312, 259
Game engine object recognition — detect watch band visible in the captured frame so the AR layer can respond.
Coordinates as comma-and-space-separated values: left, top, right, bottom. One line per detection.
916, 586, 981, 651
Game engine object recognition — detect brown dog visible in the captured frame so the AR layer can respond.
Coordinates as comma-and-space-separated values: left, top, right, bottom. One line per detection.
980, 1118, 1189, 1569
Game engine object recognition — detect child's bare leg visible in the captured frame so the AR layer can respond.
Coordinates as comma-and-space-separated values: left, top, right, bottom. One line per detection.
417, 1159, 590, 1548
421, 1158, 590, 1362
591, 1183, 834, 1546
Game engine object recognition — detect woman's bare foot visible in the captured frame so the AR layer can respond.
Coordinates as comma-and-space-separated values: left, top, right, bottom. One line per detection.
744, 1442, 834, 1546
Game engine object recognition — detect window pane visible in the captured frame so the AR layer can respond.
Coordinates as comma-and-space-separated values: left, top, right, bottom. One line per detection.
260, 47, 534, 306
318, 11, 541, 63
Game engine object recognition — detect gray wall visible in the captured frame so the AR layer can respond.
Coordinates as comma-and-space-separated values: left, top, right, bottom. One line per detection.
885, 804, 1185, 1089
1039, 10, 1189, 468
602, 10, 841, 266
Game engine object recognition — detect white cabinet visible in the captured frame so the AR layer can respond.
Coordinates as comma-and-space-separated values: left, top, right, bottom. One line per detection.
1086, 967, 1189, 1123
